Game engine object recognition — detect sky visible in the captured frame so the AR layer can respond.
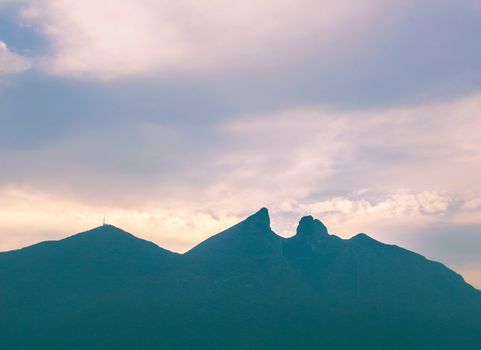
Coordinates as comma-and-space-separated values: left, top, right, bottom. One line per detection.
1, 0, 481, 288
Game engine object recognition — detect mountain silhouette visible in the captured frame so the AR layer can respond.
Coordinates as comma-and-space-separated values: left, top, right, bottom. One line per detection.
1, 209, 480, 349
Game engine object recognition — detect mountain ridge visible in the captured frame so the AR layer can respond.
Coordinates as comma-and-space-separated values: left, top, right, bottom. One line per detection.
1, 208, 480, 349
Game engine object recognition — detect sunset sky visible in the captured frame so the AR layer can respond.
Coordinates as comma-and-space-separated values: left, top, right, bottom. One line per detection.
1, 0, 481, 287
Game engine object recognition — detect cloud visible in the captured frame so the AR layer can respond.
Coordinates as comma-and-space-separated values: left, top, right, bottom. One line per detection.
2, 92, 481, 242
216, 93, 481, 203
0, 0, 24, 7
0, 187, 241, 253
0, 41, 31, 75
5, 0, 478, 109
0, 0, 478, 110
3, 90, 481, 212
16, 0, 378, 79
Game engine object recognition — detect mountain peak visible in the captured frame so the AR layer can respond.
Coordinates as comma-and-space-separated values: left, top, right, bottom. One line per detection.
66, 224, 133, 241
243, 207, 270, 228
350, 232, 380, 246
185, 207, 278, 259
295, 215, 328, 241
58, 225, 177, 258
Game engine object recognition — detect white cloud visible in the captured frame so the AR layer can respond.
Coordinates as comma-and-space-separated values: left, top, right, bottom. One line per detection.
0, 186, 241, 252
463, 197, 481, 210
220, 93, 481, 198
0, 41, 31, 75
3, 92, 481, 235
283, 191, 454, 235
18, 0, 377, 80
202, 93, 481, 242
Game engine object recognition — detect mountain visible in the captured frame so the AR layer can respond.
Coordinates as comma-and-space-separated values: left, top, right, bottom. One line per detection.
1, 209, 480, 349
0, 225, 178, 350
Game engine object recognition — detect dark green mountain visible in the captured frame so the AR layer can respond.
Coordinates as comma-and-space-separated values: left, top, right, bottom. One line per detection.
1, 209, 480, 349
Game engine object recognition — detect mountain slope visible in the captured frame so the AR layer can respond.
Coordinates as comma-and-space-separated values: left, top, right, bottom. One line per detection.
0, 210, 480, 349
284, 216, 478, 307
0, 225, 178, 350
175, 209, 322, 349
283, 216, 481, 348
